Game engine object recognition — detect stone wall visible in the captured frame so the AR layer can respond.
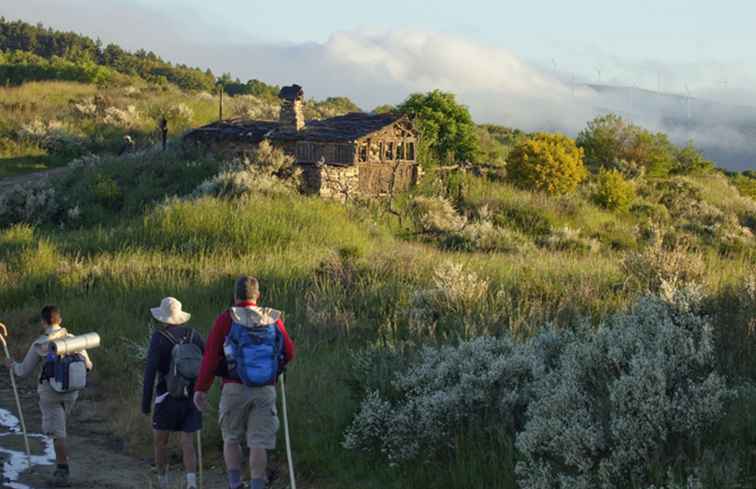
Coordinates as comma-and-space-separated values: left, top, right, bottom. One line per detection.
301, 164, 360, 202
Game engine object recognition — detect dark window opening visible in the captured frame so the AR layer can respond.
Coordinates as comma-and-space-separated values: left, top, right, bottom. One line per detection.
397, 142, 405, 160
407, 142, 415, 160
385, 142, 394, 160
359, 143, 368, 162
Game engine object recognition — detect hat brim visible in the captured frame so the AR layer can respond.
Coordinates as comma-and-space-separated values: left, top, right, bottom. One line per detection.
150, 307, 191, 325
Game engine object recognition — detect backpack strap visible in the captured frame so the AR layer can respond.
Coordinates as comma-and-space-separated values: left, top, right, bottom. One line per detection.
158, 328, 178, 345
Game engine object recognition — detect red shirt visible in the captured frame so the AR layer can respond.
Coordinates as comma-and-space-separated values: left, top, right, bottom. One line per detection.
195, 300, 295, 393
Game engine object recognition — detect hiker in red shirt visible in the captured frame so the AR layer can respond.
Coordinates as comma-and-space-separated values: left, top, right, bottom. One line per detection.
194, 276, 294, 489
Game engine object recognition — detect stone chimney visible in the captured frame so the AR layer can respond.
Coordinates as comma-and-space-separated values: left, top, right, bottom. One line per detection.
278, 84, 305, 131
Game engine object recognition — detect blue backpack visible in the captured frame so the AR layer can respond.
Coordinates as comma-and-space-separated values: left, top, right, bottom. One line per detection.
224, 307, 285, 386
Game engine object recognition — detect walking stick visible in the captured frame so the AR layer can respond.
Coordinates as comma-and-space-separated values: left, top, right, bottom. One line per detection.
0, 323, 33, 470
279, 373, 296, 489
197, 428, 203, 489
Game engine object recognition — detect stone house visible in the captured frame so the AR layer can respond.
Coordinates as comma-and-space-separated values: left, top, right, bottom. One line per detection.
184, 84, 420, 198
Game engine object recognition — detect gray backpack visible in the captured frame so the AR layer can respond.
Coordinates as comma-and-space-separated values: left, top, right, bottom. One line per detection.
160, 329, 202, 399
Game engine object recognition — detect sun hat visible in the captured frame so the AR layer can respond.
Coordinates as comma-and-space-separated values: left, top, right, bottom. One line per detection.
150, 297, 191, 325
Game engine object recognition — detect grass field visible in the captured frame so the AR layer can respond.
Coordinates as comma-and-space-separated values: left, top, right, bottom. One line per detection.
0, 80, 754, 488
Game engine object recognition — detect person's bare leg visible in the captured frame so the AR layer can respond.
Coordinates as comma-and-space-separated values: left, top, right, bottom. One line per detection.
53, 438, 67, 465
224, 441, 243, 488
181, 432, 198, 488
249, 448, 267, 489
153, 431, 170, 488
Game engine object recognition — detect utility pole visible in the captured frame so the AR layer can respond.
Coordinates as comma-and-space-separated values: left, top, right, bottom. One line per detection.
218, 84, 224, 122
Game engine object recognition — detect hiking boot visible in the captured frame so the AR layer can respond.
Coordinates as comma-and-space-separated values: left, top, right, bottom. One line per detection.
49, 468, 72, 487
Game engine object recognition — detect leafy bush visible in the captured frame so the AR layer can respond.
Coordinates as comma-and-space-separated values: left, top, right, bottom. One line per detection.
408, 196, 466, 234
592, 168, 636, 210
576, 114, 677, 177
345, 291, 733, 489
507, 133, 587, 194
194, 141, 301, 198
673, 142, 714, 175
516, 291, 731, 489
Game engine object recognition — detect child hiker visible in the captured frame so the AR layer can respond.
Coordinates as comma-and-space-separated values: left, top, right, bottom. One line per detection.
3, 305, 94, 488
194, 276, 295, 489
142, 297, 205, 489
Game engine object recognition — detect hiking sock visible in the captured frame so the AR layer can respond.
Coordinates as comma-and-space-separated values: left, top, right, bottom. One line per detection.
186, 472, 197, 489
251, 478, 266, 489
227, 469, 242, 489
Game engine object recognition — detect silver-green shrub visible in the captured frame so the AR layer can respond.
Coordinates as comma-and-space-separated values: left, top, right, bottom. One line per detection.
344, 290, 732, 487
515, 291, 730, 489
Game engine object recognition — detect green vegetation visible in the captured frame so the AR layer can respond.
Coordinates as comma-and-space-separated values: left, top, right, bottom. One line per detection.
398, 90, 479, 165
0, 17, 216, 90
507, 132, 587, 194
0, 16, 754, 489
592, 168, 636, 210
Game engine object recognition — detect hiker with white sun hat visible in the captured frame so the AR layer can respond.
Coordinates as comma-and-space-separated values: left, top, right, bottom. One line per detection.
142, 297, 205, 489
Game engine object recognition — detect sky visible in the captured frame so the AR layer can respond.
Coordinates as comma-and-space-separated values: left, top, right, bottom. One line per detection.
2, 0, 756, 169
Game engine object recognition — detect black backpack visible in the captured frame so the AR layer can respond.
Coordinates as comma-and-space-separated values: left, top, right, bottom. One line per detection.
159, 328, 202, 399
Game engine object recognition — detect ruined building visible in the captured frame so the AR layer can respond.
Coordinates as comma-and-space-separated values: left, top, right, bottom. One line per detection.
184, 84, 419, 198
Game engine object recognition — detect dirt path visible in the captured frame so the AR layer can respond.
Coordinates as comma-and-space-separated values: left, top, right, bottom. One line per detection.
0, 375, 230, 489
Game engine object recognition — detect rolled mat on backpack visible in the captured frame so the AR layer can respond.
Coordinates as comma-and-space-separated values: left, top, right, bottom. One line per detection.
49, 333, 101, 355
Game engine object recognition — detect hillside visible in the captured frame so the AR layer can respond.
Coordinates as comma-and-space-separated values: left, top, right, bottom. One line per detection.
0, 17, 755, 489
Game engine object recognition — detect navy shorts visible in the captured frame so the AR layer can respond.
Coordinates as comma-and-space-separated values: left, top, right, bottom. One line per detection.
153, 395, 202, 433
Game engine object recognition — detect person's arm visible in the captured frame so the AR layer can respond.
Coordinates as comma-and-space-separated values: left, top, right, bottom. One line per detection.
277, 318, 295, 366
12, 343, 41, 378
195, 314, 228, 393
141, 332, 161, 415
79, 348, 94, 371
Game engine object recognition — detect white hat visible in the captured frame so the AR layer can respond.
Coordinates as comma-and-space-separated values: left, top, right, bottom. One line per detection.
150, 297, 191, 325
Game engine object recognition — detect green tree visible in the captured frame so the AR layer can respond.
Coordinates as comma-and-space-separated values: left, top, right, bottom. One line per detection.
372, 104, 396, 114
397, 90, 479, 165
576, 114, 677, 177
673, 142, 714, 175
508, 133, 587, 194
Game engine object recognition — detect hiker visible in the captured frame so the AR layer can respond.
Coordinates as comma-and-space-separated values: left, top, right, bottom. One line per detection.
2, 305, 94, 487
159, 115, 168, 151
142, 297, 205, 489
194, 276, 295, 489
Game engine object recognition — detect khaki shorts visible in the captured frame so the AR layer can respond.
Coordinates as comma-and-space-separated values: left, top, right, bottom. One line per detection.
38, 383, 78, 439
219, 383, 278, 449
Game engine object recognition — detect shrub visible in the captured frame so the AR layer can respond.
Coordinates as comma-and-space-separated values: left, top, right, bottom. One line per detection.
230, 94, 279, 121
516, 292, 730, 489
593, 168, 636, 210
194, 141, 301, 198
538, 226, 600, 253
621, 231, 705, 295
507, 133, 587, 194
0, 181, 60, 226
577, 114, 677, 177
673, 142, 714, 175
345, 291, 732, 489
407, 196, 466, 234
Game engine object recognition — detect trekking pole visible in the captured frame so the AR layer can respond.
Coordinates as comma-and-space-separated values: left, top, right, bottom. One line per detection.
0, 323, 33, 470
197, 428, 203, 489
279, 373, 296, 489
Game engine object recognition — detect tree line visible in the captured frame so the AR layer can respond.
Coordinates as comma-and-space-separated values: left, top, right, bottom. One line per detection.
0, 17, 215, 90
